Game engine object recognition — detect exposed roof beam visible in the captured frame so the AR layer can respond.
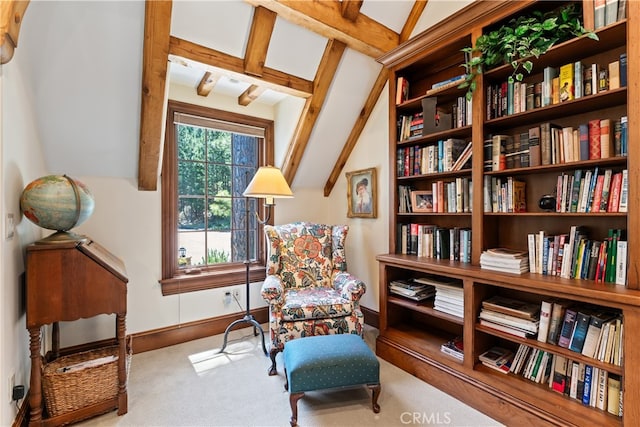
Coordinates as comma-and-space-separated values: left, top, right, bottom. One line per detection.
244, 0, 398, 58
340, 0, 362, 22
400, 0, 428, 43
138, 0, 172, 191
323, 0, 426, 196
196, 71, 219, 97
238, 84, 265, 106
323, 67, 388, 197
1, 0, 29, 64
244, 6, 276, 77
281, 39, 346, 184
169, 36, 313, 98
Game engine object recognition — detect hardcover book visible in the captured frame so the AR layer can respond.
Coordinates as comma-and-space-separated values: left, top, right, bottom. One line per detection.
569, 311, 592, 352
557, 308, 578, 348
559, 63, 574, 102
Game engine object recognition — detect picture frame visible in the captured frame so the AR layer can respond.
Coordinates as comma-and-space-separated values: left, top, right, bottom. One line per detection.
411, 190, 433, 213
346, 167, 377, 218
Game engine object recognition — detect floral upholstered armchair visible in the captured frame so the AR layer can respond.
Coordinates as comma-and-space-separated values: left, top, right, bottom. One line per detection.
261, 222, 366, 375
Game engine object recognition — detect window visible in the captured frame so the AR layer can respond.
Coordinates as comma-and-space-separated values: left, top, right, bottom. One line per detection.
160, 100, 274, 295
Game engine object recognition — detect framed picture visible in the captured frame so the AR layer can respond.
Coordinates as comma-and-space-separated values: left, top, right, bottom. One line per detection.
346, 167, 377, 218
411, 190, 433, 213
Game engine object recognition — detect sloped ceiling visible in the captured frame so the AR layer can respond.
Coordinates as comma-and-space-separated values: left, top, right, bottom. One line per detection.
14, 0, 473, 192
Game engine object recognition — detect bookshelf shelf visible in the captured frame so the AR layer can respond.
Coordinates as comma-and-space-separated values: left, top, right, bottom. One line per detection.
377, 2, 640, 426
388, 295, 465, 325
484, 156, 627, 176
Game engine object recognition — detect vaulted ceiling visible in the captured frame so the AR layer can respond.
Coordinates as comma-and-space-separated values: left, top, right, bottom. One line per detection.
7, 0, 474, 193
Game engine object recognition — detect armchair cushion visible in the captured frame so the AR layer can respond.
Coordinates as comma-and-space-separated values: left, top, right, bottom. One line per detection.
281, 287, 352, 321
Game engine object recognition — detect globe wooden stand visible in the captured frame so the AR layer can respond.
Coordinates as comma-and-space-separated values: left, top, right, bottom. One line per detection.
36, 230, 90, 245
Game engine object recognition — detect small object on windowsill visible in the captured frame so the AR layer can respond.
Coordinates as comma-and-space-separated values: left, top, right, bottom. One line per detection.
184, 268, 201, 275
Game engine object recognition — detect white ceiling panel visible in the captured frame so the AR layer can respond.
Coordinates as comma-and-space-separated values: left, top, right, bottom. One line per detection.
360, 0, 415, 33
265, 16, 327, 81
171, 0, 254, 58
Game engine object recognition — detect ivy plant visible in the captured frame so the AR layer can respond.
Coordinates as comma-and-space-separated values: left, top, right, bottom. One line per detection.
459, 3, 598, 100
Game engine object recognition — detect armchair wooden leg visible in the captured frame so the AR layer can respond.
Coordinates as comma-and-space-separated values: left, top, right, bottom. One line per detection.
368, 384, 381, 413
289, 392, 304, 427
268, 347, 280, 376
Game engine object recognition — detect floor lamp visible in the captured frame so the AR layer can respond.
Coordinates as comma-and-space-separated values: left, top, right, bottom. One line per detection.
218, 166, 293, 355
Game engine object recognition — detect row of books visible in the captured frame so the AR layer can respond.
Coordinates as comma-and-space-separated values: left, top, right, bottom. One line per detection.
587, 0, 626, 30
396, 138, 472, 177
482, 176, 526, 213
388, 279, 436, 302
528, 227, 626, 284
487, 116, 626, 173
398, 179, 472, 214
396, 74, 468, 104
479, 249, 530, 275
485, 53, 626, 121
397, 223, 472, 263
537, 299, 624, 365
397, 98, 471, 142
495, 344, 623, 416
552, 168, 628, 214
397, 112, 424, 141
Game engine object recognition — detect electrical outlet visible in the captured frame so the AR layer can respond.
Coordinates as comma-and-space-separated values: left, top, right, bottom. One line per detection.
8, 373, 14, 403
223, 291, 232, 305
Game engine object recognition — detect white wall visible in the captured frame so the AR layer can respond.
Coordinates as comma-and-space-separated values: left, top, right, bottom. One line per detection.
1, 52, 48, 425
326, 84, 390, 311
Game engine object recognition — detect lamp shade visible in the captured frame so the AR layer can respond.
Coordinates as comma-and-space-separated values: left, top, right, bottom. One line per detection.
243, 166, 293, 202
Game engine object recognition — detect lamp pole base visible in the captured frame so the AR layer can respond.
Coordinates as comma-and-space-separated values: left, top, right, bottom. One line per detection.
218, 313, 267, 356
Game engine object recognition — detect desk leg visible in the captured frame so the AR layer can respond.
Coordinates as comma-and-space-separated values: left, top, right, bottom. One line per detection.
116, 314, 128, 415
28, 327, 43, 426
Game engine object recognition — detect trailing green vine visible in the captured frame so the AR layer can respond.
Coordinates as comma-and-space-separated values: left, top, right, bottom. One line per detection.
459, 3, 598, 100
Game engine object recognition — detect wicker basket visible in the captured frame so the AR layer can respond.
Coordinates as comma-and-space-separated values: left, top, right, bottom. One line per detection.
42, 346, 127, 417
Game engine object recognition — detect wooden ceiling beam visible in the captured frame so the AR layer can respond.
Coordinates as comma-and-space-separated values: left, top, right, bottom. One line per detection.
340, 0, 362, 22
281, 39, 346, 184
244, 6, 276, 77
400, 0, 428, 43
138, 0, 172, 191
1, 0, 29, 64
323, 67, 388, 196
238, 84, 266, 106
196, 71, 219, 97
243, 0, 398, 58
323, 0, 428, 196
169, 36, 312, 98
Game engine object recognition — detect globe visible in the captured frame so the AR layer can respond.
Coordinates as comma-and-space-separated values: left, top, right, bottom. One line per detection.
20, 175, 95, 242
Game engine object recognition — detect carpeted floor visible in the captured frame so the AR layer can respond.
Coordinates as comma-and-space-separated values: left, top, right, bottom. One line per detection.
77, 325, 503, 427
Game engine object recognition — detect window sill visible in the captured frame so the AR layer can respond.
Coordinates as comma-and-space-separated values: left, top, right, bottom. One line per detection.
160, 264, 266, 296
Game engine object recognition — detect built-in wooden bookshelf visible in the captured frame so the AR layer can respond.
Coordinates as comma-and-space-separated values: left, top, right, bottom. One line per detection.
376, 1, 640, 426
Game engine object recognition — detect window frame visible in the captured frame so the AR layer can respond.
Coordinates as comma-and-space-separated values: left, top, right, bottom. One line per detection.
160, 100, 274, 296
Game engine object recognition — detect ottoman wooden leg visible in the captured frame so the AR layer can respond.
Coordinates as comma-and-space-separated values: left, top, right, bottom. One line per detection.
367, 384, 381, 413
289, 392, 304, 427
268, 347, 280, 376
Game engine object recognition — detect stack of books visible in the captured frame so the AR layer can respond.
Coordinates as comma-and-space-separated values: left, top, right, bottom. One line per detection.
388, 279, 436, 301
480, 247, 529, 274
440, 336, 464, 361
479, 346, 514, 374
416, 276, 464, 318
479, 295, 540, 338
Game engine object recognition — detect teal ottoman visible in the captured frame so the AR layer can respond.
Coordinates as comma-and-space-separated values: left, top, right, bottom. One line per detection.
283, 334, 381, 427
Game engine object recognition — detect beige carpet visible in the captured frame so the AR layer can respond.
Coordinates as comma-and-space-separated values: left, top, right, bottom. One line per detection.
77, 325, 503, 427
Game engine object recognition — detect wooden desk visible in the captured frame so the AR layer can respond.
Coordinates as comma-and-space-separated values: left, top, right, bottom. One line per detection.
26, 238, 128, 426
